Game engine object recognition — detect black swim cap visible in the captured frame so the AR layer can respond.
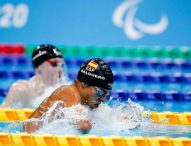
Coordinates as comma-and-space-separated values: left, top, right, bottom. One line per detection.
32, 44, 63, 68
77, 58, 114, 90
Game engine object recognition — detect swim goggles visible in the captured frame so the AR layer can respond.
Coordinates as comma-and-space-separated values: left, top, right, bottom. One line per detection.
95, 87, 110, 98
47, 60, 64, 67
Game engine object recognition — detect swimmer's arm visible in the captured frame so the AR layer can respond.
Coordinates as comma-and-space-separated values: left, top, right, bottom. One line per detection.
23, 88, 65, 133
28, 90, 66, 119
0, 82, 27, 108
23, 96, 55, 133
22, 102, 48, 133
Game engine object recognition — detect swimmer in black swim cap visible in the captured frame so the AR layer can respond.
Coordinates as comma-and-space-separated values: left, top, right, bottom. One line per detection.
24, 58, 114, 133
77, 58, 113, 90
32, 44, 67, 86
1, 44, 68, 108
32, 44, 63, 68
77, 58, 114, 107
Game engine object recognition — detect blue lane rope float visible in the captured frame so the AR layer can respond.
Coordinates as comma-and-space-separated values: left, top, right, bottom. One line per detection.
0, 88, 191, 101
1, 56, 191, 71
113, 90, 191, 101
0, 70, 191, 84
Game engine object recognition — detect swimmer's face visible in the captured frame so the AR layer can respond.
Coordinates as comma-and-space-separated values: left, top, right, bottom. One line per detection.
48, 58, 64, 84
40, 58, 64, 86
82, 85, 107, 109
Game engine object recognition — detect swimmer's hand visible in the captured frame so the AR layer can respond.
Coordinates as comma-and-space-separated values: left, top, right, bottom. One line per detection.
78, 120, 92, 134
23, 120, 43, 134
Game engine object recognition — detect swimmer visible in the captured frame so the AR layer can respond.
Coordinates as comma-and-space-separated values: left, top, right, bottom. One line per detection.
23, 58, 114, 133
1, 44, 68, 108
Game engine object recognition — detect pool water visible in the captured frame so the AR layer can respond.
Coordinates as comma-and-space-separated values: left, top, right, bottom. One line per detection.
0, 51, 191, 140
138, 101, 191, 112
0, 100, 190, 138
0, 118, 191, 138
108, 99, 191, 112
0, 97, 191, 112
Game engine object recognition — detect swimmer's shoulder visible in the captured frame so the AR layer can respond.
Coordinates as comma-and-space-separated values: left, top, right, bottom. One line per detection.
9, 80, 28, 92
5, 79, 29, 100
50, 84, 80, 101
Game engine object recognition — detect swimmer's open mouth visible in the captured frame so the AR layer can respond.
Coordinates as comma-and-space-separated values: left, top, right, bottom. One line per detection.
93, 101, 102, 108
89, 102, 100, 109
94, 103, 99, 108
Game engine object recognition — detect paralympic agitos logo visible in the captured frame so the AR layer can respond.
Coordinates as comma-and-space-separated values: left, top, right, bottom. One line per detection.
112, 0, 168, 40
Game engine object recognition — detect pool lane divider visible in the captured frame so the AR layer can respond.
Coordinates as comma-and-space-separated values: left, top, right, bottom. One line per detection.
0, 133, 190, 146
1, 44, 191, 60
2, 70, 191, 84
2, 55, 191, 72
25, 45, 191, 61
1, 90, 191, 101
0, 109, 190, 125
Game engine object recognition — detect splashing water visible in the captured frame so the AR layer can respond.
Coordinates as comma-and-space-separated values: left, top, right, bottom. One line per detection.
2, 99, 150, 135
1, 98, 191, 137
89, 98, 151, 135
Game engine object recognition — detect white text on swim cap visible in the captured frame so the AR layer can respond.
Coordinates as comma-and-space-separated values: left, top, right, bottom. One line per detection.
81, 69, 105, 80
53, 49, 61, 56
32, 51, 47, 60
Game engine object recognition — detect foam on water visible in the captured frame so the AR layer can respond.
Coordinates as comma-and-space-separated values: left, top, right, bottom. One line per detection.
89, 99, 149, 134
22, 98, 151, 135
1, 98, 191, 137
